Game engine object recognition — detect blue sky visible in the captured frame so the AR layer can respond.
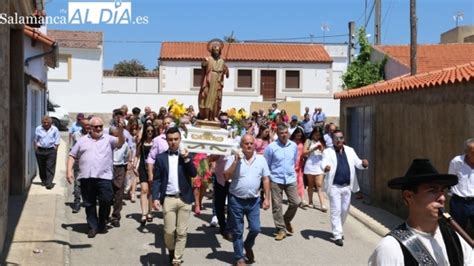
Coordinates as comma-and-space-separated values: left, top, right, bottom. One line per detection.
45, 0, 474, 70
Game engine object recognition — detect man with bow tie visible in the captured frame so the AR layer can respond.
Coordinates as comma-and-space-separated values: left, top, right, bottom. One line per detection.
152, 127, 197, 266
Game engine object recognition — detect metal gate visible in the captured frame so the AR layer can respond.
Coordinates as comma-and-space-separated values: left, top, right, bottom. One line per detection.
346, 106, 373, 195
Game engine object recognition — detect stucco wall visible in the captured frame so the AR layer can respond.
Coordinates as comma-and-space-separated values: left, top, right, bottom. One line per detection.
370, 47, 409, 80
339, 81, 474, 217
441, 25, 474, 44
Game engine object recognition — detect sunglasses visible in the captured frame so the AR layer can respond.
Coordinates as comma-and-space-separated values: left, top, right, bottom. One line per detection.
92, 125, 103, 129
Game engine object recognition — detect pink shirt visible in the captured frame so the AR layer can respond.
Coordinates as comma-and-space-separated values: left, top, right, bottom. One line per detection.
69, 134, 118, 180
146, 134, 169, 164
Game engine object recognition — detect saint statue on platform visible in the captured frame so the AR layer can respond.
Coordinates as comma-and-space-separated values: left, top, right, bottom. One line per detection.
198, 39, 229, 121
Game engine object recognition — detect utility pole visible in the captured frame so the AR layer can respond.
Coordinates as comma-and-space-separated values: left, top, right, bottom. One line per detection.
348, 21, 356, 64
374, 0, 381, 45
410, 0, 417, 75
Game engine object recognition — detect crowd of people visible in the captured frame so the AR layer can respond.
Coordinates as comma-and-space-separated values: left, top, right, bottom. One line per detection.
32, 102, 473, 265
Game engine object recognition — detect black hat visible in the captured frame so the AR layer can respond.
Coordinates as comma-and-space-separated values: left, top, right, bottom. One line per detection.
388, 159, 458, 190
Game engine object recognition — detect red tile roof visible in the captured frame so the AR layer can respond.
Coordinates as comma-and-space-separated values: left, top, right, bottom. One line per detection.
23, 26, 57, 68
334, 61, 474, 99
373, 43, 474, 73
24, 25, 55, 47
160, 42, 332, 63
47, 29, 103, 49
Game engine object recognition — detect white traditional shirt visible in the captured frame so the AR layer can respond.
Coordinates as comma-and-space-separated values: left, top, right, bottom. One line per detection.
368, 224, 473, 265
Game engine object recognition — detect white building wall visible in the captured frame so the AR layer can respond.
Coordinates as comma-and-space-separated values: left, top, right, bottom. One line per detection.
48, 47, 104, 112
102, 77, 158, 94
48, 44, 348, 118
23, 37, 48, 180
160, 60, 342, 116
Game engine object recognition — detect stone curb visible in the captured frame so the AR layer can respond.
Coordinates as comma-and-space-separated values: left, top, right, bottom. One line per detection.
349, 205, 390, 237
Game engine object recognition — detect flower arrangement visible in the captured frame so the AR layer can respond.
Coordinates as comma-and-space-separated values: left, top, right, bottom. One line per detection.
167, 99, 187, 120
226, 107, 249, 135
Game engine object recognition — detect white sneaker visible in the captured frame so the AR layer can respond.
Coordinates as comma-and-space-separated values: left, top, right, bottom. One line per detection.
210, 216, 218, 227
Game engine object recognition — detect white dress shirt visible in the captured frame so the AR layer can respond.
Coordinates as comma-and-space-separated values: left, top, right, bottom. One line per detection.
449, 155, 474, 197
166, 153, 180, 195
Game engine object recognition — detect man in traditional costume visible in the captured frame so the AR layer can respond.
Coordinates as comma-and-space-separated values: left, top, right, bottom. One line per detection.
369, 159, 473, 265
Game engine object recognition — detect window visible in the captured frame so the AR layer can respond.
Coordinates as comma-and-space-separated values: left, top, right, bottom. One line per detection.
237, 69, 252, 88
192, 68, 202, 88
285, 70, 300, 89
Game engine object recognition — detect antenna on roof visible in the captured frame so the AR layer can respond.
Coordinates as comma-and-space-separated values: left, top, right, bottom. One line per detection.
320, 22, 330, 44
453, 11, 464, 27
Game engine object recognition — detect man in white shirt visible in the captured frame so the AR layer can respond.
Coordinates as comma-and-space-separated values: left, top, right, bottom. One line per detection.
369, 159, 472, 265
448, 138, 474, 233
224, 135, 271, 265
151, 127, 197, 266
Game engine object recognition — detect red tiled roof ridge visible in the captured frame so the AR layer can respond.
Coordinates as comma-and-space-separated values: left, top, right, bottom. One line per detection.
372, 43, 474, 73
374, 43, 474, 48
335, 61, 474, 99
163, 41, 325, 45
160, 42, 332, 63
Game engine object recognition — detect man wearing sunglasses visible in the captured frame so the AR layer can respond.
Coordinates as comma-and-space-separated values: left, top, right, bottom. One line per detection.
321, 130, 368, 247
66, 117, 125, 238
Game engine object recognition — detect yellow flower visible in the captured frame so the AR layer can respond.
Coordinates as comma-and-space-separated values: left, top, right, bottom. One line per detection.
167, 99, 177, 107
227, 107, 237, 118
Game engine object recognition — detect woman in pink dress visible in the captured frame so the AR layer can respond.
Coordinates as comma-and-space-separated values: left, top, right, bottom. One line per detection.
254, 124, 271, 154
290, 127, 308, 210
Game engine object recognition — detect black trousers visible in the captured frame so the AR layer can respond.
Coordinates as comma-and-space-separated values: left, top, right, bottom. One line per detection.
80, 178, 113, 231
35, 148, 58, 186
214, 177, 230, 233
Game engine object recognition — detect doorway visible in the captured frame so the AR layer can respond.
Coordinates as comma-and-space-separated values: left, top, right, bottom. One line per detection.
260, 70, 276, 101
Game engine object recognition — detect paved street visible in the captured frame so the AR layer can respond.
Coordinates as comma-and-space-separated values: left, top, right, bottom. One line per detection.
3, 133, 383, 265
64, 188, 380, 265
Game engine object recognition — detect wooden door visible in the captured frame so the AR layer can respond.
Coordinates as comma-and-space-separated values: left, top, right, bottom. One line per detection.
260, 70, 276, 101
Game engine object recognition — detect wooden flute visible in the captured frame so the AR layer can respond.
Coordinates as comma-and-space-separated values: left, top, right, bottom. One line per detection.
439, 207, 474, 248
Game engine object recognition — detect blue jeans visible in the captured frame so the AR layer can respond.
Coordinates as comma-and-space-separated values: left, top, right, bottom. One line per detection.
449, 195, 474, 230
228, 194, 261, 261
80, 178, 113, 231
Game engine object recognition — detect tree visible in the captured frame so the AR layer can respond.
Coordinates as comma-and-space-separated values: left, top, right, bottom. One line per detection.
113, 59, 147, 77
342, 28, 386, 90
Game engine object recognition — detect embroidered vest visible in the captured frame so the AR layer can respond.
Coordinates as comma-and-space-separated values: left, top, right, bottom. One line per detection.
388, 221, 463, 266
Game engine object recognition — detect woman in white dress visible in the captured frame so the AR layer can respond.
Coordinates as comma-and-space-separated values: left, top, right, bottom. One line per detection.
303, 127, 327, 212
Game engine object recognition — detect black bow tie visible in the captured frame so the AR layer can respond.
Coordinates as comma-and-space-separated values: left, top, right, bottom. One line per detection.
169, 150, 179, 156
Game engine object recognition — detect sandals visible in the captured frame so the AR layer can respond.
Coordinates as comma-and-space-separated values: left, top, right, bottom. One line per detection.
146, 213, 153, 222
140, 215, 147, 226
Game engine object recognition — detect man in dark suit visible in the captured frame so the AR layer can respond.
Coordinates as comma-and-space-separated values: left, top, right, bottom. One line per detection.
152, 127, 196, 266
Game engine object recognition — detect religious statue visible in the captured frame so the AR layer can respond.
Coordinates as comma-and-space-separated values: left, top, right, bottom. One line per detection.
198, 39, 229, 121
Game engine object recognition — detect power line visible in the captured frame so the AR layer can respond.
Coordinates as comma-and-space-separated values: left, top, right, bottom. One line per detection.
364, 0, 376, 29
382, 0, 394, 43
